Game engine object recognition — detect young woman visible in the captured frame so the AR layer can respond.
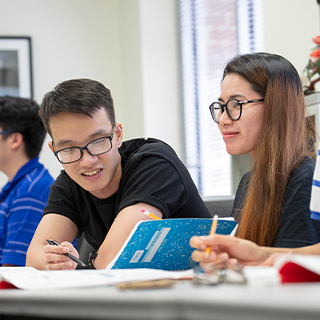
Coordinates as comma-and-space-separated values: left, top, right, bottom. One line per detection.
207, 52, 320, 248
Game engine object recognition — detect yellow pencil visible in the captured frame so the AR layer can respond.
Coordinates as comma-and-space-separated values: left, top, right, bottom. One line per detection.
205, 215, 218, 258
141, 209, 161, 220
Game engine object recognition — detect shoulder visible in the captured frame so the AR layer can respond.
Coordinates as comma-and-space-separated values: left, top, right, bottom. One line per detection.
283, 157, 315, 200
28, 163, 54, 184
15, 163, 54, 200
289, 157, 315, 182
120, 138, 177, 158
119, 138, 182, 168
295, 156, 315, 170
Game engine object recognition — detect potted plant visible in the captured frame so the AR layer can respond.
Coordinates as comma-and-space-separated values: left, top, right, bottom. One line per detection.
304, 35, 320, 95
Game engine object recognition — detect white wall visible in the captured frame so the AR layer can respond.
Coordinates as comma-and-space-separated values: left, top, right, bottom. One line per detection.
0, 0, 182, 188
118, 0, 183, 150
139, 0, 183, 153
0, 0, 320, 189
263, 0, 320, 78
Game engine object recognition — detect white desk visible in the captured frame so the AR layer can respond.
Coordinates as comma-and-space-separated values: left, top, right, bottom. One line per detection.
0, 281, 319, 320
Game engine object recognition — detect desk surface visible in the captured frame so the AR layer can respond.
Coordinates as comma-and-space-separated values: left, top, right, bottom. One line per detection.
0, 281, 319, 320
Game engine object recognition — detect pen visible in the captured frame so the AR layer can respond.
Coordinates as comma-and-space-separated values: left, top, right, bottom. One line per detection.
205, 215, 218, 258
46, 239, 89, 268
141, 209, 161, 220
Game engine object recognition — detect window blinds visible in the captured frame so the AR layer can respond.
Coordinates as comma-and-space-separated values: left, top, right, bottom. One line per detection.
180, 0, 264, 196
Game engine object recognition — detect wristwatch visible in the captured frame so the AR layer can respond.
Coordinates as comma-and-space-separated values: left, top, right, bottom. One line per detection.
88, 250, 98, 269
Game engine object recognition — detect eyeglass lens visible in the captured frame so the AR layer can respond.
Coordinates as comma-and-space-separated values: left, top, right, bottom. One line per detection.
210, 99, 241, 123
57, 137, 112, 163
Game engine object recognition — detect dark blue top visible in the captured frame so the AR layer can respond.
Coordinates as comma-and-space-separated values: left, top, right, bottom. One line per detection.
232, 157, 320, 248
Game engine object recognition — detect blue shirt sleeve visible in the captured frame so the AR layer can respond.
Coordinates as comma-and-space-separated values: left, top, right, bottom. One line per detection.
1, 197, 46, 266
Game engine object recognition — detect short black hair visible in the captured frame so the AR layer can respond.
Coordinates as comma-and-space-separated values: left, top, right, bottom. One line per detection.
0, 96, 46, 159
39, 78, 116, 137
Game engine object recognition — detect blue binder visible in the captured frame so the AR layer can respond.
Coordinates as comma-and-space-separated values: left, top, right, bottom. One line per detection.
107, 218, 238, 271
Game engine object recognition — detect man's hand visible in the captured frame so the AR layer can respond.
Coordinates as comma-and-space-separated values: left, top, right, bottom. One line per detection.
43, 241, 78, 270
26, 214, 78, 270
190, 234, 271, 267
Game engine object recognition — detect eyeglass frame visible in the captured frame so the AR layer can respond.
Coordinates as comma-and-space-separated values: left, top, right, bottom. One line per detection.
0, 130, 13, 135
52, 128, 115, 164
209, 98, 264, 123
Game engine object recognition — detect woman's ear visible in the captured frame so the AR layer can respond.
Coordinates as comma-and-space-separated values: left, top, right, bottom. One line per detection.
115, 122, 123, 148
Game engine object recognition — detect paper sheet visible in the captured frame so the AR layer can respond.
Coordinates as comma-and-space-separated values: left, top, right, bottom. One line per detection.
0, 267, 194, 291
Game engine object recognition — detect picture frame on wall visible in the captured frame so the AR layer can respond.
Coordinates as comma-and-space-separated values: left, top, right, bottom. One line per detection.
0, 36, 33, 99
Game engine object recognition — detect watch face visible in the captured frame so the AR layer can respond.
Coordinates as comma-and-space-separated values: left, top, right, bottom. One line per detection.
88, 250, 98, 269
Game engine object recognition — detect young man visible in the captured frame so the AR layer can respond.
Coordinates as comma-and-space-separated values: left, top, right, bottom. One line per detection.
190, 147, 320, 266
0, 96, 54, 266
26, 78, 211, 270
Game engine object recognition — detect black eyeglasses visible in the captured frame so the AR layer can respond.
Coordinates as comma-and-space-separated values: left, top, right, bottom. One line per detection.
0, 130, 12, 135
53, 130, 115, 164
209, 98, 264, 123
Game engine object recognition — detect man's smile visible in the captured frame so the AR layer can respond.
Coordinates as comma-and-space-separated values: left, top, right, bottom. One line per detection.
82, 169, 102, 176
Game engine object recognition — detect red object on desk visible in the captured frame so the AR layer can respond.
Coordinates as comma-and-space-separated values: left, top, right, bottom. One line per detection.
0, 281, 17, 289
279, 262, 320, 283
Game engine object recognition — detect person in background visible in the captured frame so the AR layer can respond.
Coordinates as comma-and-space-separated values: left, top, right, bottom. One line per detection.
190, 144, 320, 266
190, 52, 320, 262
0, 96, 54, 266
26, 78, 211, 270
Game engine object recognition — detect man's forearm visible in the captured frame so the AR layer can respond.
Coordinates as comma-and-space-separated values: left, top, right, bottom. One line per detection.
26, 244, 47, 270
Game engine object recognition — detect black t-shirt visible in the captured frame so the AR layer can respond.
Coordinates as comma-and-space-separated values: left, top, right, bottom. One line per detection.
232, 157, 320, 248
44, 138, 211, 249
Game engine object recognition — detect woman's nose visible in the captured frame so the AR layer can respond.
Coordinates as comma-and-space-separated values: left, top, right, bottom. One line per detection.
218, 109, 232, 125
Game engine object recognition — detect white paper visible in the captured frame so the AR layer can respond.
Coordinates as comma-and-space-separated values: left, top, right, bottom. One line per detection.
242, 254, 320, 286
0, 267, 194, 291
243, 266, 280, 286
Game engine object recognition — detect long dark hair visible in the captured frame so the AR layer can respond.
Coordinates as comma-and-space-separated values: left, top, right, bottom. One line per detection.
224, 53, 311, 246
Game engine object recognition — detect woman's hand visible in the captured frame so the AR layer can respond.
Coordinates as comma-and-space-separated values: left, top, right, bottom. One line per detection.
190, 234, 270, 267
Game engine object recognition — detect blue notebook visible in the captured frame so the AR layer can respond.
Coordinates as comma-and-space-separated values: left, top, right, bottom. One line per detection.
106, 218, 238, 271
